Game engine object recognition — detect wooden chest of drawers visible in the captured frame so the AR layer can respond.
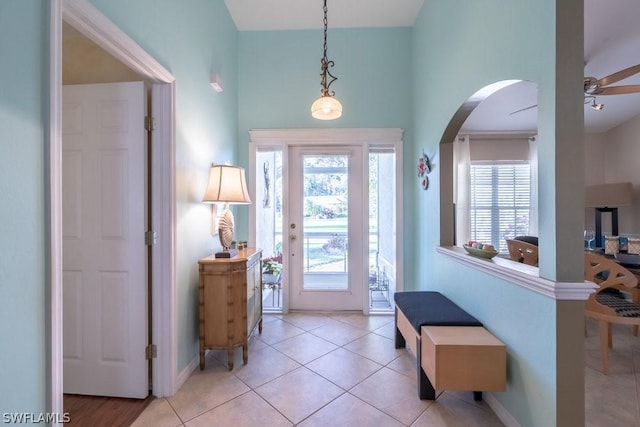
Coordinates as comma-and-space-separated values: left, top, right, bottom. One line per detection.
198, 248, 263, 370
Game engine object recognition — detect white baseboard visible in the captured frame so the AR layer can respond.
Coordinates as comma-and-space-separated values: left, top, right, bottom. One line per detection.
175, 353, 199, 393
485, 392, 521, 427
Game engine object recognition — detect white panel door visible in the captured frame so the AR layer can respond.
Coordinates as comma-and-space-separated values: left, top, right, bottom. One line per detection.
62, 82, 148, 398
288, 146, 364, 311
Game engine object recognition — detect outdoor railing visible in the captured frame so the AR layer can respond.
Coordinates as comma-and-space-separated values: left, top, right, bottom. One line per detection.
270, 231, 380, 273
303, 231, 348, 272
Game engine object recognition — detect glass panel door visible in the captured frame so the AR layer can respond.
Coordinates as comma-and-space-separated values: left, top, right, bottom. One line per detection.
289, 146, 364, 310
254, 149, 283, 311
368, 149, 396, 310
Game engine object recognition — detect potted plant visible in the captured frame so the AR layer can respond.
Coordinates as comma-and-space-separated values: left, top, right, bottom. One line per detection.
262, 253, 283, 283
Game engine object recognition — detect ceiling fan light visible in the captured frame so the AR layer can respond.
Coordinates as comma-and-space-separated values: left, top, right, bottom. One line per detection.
591, 99, 604, 110
311, 95, 342, 120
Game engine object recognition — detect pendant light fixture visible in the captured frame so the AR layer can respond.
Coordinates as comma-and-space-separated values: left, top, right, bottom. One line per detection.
311, 0, 342, 120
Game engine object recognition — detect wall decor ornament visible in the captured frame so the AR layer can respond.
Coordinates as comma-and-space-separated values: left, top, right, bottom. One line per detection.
263, 160, 271, 208
422, 176, 429, 190
417, 151, 432, 190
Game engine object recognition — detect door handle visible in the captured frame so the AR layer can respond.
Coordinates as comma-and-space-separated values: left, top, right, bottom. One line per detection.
289, 234, 297, 240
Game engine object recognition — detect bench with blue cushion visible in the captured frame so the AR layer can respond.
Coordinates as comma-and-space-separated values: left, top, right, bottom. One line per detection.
394, 291, 485, 400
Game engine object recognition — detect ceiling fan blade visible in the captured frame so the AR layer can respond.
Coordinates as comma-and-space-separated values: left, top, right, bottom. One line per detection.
593, 85, 640, 95
509, 104, 538, 115
597, 64, 640, 87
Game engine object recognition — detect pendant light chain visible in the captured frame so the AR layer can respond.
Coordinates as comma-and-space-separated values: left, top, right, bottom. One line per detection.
319, 0, 337, 97
310, 0, 342, 120
322, 1, 328, 62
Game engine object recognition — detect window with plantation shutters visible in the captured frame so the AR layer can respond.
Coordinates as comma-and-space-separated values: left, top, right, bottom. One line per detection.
470, 162, 530, 253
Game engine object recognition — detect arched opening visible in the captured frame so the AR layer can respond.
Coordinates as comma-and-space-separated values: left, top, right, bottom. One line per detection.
438, 80, 539, 264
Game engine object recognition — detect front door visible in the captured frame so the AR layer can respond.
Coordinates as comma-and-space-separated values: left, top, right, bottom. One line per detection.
288, 146, 364, 310
62, 82, 148, 398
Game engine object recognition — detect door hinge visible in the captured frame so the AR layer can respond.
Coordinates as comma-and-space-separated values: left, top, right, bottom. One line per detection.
145, 344, 157, 360
144, 116, 157, 131
145, 230, 158, 246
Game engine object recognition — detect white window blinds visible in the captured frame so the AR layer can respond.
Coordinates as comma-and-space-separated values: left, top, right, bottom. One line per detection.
470, 162, 531, 253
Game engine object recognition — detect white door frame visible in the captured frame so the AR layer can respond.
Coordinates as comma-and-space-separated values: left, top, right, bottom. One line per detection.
248, 128, 404, 314
49, 0, 177, 419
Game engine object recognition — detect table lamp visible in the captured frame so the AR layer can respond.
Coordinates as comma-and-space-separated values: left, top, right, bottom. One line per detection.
202, 164, 251, 258
585, 182, 632, 247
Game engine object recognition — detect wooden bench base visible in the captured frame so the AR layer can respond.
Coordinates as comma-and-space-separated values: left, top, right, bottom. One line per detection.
395, 304, 438, 399
395, 304, 419, 355
394, 292, 506, 400
421, 326, 506, 393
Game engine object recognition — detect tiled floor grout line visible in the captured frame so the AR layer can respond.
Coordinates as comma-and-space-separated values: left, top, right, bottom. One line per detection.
259, 348, 413, 426
252, 316, 421, 426
251, 385, 298, 425
163, 396, 185, 426
251, 316, 418, 427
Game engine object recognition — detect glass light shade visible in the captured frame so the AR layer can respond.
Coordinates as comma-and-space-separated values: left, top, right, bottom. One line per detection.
311, 95, 343, 120
202, 164, 251, 204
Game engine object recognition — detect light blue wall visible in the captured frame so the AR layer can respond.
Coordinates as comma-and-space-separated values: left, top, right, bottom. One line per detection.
237, 28, 414, 283
89, 0, 239, 372
238, 28, 412, 129
0, 0, 48, 416
0, 1, 586, 423
0, 0, 238, 414
412, 1, 584, 426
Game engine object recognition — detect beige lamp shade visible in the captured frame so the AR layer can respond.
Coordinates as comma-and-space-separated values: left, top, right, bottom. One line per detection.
585, 182, 632, 207
202, 164, 251, 204
202, 164, 251, 257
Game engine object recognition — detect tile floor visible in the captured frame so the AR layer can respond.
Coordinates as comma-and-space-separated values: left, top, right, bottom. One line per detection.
132, 313, 640, 427
584, 319, 640, 427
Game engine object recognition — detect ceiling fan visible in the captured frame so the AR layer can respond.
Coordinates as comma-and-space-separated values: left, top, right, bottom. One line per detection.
510, 63, 640, 115
584, 63, 640, 95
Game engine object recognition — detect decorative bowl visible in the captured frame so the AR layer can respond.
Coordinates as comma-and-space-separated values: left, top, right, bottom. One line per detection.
463, 244, 499, 260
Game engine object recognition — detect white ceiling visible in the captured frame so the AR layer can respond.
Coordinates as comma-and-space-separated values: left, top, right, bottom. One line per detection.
226, 0, 640, 134
224, 0, 424, 31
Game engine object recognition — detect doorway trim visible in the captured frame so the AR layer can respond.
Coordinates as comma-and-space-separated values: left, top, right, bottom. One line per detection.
49, 0, 177, 419
288, 145, 365, 311
248, 128, 404, 314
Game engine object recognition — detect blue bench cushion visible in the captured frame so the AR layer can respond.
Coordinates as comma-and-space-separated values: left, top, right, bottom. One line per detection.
394, 291, 482, 331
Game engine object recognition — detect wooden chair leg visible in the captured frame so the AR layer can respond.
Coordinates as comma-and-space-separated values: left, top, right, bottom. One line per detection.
608, 323, 613, 348
598, 320, 609, 375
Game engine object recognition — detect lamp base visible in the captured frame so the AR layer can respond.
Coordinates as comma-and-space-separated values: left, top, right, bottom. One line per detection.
214, 249, 238, 259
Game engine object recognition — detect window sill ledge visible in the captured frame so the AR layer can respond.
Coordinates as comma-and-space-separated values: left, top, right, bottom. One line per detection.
436, 246, 596, 301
